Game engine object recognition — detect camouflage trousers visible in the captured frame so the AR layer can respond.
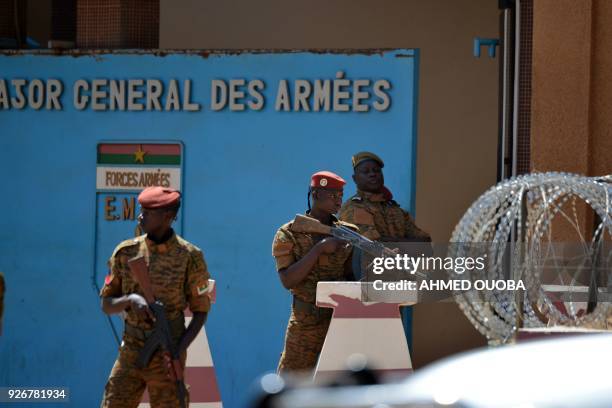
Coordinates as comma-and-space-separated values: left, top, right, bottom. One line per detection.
101, 336, 188, 408
277, 308, 332, 374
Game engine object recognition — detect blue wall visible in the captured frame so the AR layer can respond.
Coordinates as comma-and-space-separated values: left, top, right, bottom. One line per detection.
0, 50, 419, 407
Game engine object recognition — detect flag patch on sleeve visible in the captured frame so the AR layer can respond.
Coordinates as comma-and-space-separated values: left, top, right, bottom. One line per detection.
196, 282, 209, 295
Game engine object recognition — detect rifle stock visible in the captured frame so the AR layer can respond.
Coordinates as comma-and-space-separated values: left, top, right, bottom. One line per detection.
293, 214, 333, 235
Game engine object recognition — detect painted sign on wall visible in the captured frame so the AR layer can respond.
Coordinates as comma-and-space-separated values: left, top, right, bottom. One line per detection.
0, 50, 419, 408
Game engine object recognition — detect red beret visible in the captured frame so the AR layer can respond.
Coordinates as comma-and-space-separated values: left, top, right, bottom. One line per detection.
138, 187, 181, 209
310, 171, 346, 189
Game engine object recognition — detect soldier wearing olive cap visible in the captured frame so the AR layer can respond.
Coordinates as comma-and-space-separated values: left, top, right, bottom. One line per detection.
100, 187, 212, 407
339, 152, 431, 243
272, 171, 358, 373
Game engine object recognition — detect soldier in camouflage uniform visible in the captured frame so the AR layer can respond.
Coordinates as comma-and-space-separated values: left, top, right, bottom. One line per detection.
0, 272, 4, 336
339, 152, 431, 243
272, 171, 358, 374
100, 187, 212, 408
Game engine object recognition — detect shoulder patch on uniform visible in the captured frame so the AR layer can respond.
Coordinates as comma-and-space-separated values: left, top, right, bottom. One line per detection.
196, 280, 210, 295
104, 274, 113, 285
388, 199, 400, 207
351, 196, 363, 202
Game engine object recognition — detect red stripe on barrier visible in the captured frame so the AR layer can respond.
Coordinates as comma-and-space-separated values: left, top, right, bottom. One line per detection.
186, 366, 222, 402
319, 294, 401, 318
210, 283, 217, 303
140, 367, 220, 403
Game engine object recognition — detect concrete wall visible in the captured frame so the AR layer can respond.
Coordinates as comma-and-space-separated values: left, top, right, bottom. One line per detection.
161, 0, 499, 366
590, 1, 612, 178
532, 0, 612, 178
531, 0, 612, 240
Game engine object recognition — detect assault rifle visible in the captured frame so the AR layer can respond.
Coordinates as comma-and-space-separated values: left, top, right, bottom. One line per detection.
293, 214, 428, 280
127, 256, 187, 408
294, 214, 394, 258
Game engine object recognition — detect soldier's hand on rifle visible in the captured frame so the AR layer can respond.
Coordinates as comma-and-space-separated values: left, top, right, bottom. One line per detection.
316, 237, 348, 254
383, 247, 400, 257
128, 293, 155, 321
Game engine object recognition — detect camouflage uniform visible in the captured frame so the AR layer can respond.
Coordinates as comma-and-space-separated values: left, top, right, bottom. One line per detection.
272, 214, 356, 373
100, 233, 211, 408
339, 190, 430, 242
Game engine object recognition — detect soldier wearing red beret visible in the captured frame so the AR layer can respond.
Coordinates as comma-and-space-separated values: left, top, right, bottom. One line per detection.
272, 171, 359, 373
99, 187, 212, 407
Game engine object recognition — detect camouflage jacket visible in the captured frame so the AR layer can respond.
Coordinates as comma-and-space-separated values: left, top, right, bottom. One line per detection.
339, 189, 430, 242
100, 232, 211, 330
272, 214, 356, 304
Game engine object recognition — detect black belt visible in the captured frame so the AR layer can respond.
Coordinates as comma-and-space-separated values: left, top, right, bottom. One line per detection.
292, 296, 331, 320
124, 318, 185, 342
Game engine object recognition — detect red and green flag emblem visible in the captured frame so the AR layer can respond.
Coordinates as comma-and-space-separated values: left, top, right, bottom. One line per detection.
96, 143, 182, 192
97, 143, 181, 165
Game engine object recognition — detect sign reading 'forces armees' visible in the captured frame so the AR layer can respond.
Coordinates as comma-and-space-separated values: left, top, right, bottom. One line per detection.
96, 143, 182, 221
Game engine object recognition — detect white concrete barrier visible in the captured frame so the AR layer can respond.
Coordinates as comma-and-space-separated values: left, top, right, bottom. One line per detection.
140, 280, 222, 407
314, 281, 416, 383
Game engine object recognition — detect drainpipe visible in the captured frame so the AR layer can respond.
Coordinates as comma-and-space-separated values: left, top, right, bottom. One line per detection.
498, 0, 515, 182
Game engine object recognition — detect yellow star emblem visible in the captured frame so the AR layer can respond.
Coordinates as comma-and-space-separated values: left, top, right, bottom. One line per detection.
134, 146, 146, 163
